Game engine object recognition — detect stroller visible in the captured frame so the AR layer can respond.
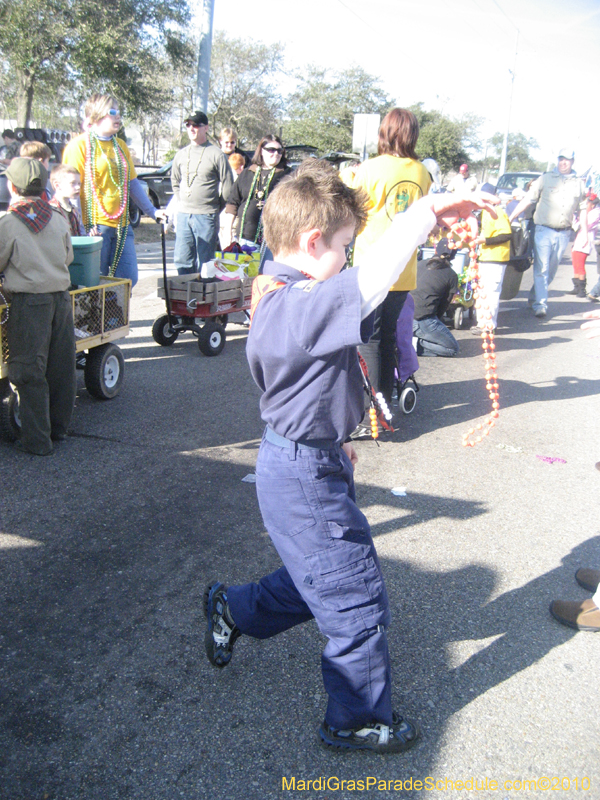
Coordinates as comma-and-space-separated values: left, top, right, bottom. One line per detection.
394, 293, 420, 414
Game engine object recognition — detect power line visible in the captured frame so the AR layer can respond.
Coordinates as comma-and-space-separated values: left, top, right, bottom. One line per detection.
333, 0, 380, 35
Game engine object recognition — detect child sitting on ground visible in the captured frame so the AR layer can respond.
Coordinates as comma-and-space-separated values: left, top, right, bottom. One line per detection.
0, 158, 76, 455
203, 160, 498, 753
49, 164, 86, 236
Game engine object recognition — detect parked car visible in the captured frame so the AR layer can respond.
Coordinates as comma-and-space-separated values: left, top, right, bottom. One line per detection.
135, 161, 173, 210
285, 145, 319, 171
319, 151, 361, 172
495, 171, 541, 203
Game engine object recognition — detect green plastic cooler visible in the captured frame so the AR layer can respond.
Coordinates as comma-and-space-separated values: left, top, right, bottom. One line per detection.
70, 236, 103, 287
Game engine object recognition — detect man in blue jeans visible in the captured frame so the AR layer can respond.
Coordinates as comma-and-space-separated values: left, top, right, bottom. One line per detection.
171, 112, 234, 274
508, 148, 585, 318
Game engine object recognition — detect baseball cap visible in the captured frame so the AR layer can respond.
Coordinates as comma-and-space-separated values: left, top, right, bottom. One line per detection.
184, 111, 209, 126
4, 157, 48, 195
459, 163, 469, 173
557, 148, 574, 160
435, 238, 456, 259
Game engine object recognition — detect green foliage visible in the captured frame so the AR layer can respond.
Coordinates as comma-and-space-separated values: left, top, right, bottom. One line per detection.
0, 0, 190, 127
409, 103, 481, 177
207, 31, 284, 147
283, 65, 393, 153
489, 132, 546, 173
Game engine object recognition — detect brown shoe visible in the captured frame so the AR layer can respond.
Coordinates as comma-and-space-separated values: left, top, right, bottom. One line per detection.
549, 598, 600, 631
575, 568, 600, 593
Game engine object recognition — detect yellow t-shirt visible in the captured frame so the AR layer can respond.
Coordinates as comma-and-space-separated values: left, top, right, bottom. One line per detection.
350, 155, 431, 291
480, 208, 511, 262
62, 133, 137, 228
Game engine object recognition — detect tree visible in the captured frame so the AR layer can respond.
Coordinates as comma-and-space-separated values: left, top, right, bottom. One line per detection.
283, 65, 393, 153
409, 103, 482, 178
0, 0, 190, 128
207, 32, 285, 147
488, 132, 546, 173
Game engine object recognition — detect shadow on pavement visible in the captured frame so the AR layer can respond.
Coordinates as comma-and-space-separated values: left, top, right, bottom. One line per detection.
1, 439, 595, 798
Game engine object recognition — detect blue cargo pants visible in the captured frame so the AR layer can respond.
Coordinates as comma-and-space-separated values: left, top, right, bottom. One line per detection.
227, 427, 393, 730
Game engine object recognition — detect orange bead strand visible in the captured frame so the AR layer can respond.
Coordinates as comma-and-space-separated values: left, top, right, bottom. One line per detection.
448, 220, 500, 447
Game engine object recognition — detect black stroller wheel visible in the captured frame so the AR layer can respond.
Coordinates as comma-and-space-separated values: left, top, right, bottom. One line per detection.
400, 386, 417, 414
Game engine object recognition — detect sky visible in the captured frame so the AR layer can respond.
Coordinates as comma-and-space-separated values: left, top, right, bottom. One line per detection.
209, 0, 600, 172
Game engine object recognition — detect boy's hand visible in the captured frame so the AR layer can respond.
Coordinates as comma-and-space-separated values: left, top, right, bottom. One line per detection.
428, 191, 500, 231
342, 442, 358, 469
155, 209, 168, 224
89, 225, 99, 236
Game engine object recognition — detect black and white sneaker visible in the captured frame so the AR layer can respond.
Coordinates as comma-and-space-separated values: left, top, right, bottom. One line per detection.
319, 712, 420, 753
203, 582, 240, 668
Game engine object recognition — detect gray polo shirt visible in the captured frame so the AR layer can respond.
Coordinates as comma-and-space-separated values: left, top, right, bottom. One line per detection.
171, 143, 234, 215
527, 170, 585, 230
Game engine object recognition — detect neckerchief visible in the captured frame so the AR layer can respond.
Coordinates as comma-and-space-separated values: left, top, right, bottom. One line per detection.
9, 198, 53, 234
249, 274, 286, 322
49, 197, 81, 236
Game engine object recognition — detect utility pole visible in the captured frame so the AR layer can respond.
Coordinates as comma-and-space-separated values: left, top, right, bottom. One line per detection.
499, 30, 519, 178
197, 0, 215, 114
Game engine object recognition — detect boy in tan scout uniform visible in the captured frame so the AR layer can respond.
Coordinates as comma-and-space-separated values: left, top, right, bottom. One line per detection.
0, 158, 76, 455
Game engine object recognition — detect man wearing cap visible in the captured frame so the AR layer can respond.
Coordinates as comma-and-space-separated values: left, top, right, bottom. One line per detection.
446, 164, 477, 195
171, 112, 234, 274
508, 148, 586, 318
0, 158, 75, 455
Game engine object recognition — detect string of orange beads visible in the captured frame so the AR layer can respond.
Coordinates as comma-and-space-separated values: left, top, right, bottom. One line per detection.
447, 220, 500, 447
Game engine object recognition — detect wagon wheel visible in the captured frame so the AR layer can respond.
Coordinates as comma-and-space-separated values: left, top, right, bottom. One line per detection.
152, 314, 179, 346
0, 379, 21, 441
84, 343, 125, 399
454, 306, 464, 330
198, 321, 226, 357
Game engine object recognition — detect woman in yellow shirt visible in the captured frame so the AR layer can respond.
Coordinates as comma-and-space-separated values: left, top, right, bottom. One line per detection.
350, 109, 431, 431
63, 94, 165, 287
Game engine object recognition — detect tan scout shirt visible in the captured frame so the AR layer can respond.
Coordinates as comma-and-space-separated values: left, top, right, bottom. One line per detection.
528, 171, 585, 230
0, 206, 73, 294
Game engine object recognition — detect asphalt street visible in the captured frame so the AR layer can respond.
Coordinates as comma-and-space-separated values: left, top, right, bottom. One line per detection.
1, 238, 599, 800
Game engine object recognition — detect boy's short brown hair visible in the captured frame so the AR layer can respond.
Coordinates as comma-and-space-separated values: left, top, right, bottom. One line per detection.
262, 160, 368, 256
50, 163, 80, 183
19, 141, 52, 160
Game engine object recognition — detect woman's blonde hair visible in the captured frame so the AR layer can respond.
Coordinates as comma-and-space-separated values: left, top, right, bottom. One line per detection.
85, 94, 119, 125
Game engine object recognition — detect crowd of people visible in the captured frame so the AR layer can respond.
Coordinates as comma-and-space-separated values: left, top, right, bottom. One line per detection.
1, 101, 599, 756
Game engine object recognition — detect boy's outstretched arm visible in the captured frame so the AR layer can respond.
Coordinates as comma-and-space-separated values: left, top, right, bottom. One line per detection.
356, 192, 499, 318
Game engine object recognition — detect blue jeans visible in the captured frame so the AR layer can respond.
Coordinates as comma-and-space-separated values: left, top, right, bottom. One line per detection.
174, 212, 218, 275
413, 315, 459, 357
529, 225, 571, 312
98, 225, 138, 286
227, 428, 392, 730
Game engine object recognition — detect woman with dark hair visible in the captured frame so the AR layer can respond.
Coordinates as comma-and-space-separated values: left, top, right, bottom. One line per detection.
223, 134, 290, 245
348, 108, 431, 436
